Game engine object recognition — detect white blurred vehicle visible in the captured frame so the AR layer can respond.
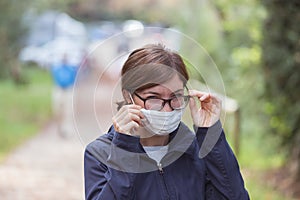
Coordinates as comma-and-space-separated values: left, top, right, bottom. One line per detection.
19, 11, 88, 68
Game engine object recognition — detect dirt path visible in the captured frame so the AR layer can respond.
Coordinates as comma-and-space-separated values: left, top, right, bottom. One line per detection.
0, 123, 84, 200
0, 73, 117, 200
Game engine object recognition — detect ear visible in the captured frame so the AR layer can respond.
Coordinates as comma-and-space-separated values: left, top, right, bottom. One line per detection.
122, 90, 133, 104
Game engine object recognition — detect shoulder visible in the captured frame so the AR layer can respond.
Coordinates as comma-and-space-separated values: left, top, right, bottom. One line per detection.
85, 127, 115, 162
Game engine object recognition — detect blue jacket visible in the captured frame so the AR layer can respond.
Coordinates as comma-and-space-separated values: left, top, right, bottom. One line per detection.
84, 121, 249, 200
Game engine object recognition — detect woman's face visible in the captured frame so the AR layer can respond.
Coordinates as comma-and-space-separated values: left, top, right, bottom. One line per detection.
132, 74, 185, 112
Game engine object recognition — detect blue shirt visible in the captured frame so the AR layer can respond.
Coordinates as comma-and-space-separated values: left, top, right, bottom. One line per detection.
84, 121, 249, 200
51, 63, 77, 89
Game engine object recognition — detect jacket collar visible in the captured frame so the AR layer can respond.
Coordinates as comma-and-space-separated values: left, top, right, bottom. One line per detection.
168, 122, 198, 158
106, 122, 197, 158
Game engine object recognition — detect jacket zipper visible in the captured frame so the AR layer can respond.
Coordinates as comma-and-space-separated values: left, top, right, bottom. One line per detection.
158, 162, 170, 199
158, 163, 164, 174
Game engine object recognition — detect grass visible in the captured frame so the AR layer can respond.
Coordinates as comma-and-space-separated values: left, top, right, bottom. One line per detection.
239, 134, 293, 200
224, 112, 296, 200
244, 172, 293, 200
0, 65, 52, 162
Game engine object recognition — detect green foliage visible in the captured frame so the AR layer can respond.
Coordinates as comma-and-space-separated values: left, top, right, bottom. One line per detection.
0, 66, 52, 162
29, 0, 78, 13
261, 0, 300, 177
0, 0, 29, 80
173, 0, 299, 197
244, 170, 295, 200
0, 0, 78, 81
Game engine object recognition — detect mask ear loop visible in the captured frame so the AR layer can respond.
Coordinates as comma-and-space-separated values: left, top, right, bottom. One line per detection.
129, 93, 135, 105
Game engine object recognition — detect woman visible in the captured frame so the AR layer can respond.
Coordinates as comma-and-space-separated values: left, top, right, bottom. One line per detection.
84, 44, 249, 200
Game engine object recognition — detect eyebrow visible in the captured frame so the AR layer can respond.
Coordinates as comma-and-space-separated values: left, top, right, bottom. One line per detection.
142, 89, 184, 96
143, 91, 160, 95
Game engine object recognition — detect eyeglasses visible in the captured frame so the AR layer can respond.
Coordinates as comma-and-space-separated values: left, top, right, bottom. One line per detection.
134, 92, 190, 111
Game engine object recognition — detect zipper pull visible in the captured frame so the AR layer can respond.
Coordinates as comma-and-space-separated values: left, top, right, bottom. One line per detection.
158, 163, 163, 174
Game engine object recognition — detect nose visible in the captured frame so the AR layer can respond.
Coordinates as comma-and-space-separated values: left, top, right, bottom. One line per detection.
161, 101, 173, 112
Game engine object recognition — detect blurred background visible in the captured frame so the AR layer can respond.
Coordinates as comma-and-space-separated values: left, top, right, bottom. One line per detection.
0, 0, 299, 199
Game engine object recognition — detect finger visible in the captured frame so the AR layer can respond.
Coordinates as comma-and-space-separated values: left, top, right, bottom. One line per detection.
192, 91, 220, 105
205, 94, 220, 103
116, 105, 143, 122
126, 108, 144, 123
188, 96, 197, 114
127, 112, 143, 125
200, 93, 210, 101
120, 121, 140, 134
201, 94, 222, 109
189, 90, 210, 101
113, 108, 131, 132
188, 97, 201, 125
213, 96, 222, 107
118, 104, 142, 115
189, 90, 221, 102
113, 107, 143, 132
112, 116, 122, 132
189, 89, 206, 97
129, 108, 144, 119
129, 104, 142, 110
113, 117, 139, 134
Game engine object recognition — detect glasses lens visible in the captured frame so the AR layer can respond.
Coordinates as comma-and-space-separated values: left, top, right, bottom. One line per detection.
171, 96, 189, 109
145, 99, 164, 110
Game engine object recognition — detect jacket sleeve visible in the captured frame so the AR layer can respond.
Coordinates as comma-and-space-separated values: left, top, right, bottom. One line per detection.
195, 120, 250, 200
84, 132, 139, 200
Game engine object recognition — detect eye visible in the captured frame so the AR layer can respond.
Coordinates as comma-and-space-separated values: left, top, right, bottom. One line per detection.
172, 93, 184, 98
145, 95, 160, 100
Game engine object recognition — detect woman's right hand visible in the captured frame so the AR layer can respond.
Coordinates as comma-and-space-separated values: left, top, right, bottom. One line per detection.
112, 104, 143, 135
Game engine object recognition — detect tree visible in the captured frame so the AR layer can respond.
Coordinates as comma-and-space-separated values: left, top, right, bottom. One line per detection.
262, 0, 300, 180
0, 0, 28, 82
0, 0, 78, 82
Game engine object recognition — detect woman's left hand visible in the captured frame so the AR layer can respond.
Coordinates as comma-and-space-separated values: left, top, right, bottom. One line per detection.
188, 90, 222, 127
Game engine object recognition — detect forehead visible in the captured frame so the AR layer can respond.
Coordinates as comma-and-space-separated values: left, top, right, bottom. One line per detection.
141, 74, 184, 94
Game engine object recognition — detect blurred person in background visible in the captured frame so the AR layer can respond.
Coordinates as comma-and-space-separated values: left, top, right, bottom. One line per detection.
84, 44, 249, 199
51, 54, 77, 138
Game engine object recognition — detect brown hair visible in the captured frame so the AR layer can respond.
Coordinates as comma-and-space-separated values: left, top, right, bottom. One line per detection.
121, 43, 189, 93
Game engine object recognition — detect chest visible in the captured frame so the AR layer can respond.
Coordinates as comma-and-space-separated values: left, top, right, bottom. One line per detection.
132, 156, 206, 200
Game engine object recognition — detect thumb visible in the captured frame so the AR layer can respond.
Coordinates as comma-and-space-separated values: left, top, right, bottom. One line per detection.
189, 97, 198, 117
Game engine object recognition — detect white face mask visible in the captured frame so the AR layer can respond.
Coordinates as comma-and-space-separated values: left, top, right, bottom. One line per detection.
140, 108, 183, 135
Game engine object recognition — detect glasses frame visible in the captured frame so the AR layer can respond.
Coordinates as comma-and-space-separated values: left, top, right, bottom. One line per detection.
133, 91, 190, 111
